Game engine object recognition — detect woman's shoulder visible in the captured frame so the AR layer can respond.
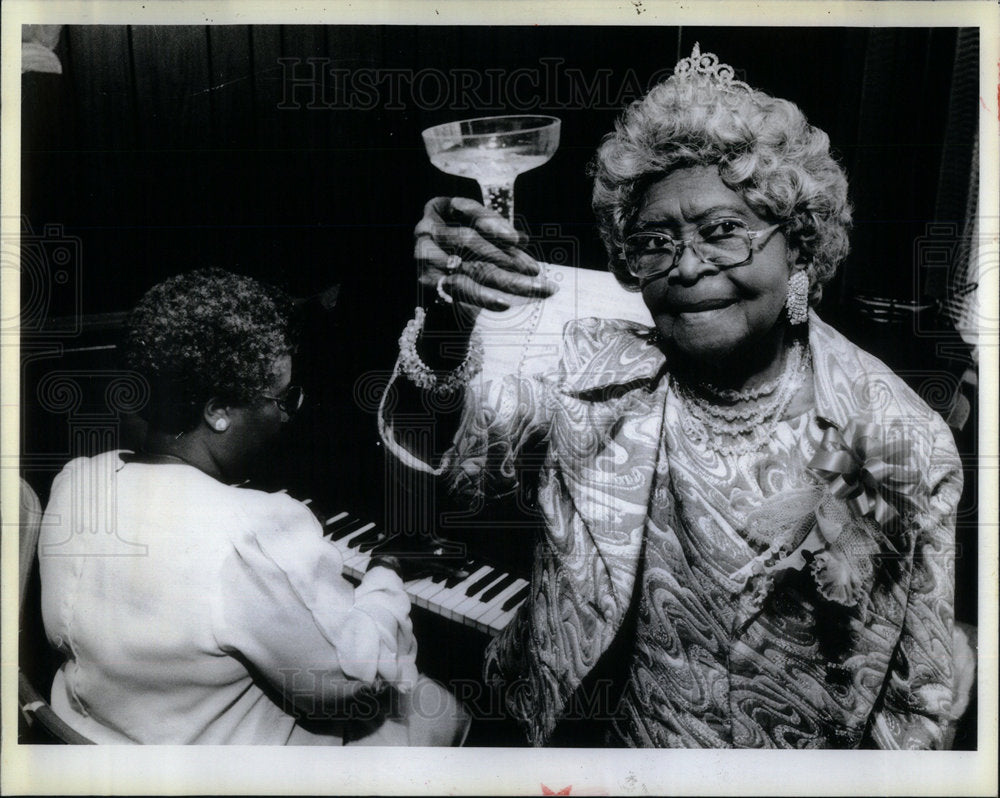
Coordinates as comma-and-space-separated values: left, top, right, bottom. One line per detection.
223, 485, 321, 541
557, 317, 663, 393
50, 453, 318, 538
808, 314, 958, 457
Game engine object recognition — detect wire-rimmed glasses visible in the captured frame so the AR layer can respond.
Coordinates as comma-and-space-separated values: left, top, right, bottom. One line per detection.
622, 218, 786, 282
261, 384, 304, 419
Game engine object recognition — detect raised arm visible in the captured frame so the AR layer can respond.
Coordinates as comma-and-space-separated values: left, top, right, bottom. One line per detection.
379, 197, 558, 476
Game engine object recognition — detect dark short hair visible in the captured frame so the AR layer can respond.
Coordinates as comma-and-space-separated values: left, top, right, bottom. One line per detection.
591, 68, 852, 303
124, 268, 295, 434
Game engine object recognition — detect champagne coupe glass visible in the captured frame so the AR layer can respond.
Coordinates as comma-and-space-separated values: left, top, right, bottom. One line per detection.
422, 115, 561, 225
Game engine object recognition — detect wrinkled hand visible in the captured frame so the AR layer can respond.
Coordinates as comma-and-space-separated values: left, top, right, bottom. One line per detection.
414, 197, 559, 314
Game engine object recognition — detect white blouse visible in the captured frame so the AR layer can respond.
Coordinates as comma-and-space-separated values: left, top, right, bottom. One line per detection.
39, 451, 419, 745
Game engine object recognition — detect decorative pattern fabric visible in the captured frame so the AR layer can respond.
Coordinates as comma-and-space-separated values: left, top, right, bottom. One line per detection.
380, 312, 961, 748
614, 409, 834, 746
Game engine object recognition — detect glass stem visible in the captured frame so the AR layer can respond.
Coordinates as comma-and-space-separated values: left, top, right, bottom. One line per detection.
479, 181, 515, 226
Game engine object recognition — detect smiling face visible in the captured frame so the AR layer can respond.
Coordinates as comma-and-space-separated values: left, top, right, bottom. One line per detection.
636, 165, 797, 373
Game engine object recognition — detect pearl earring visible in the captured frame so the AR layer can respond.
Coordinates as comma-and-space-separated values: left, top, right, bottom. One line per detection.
215, 419, 228, 431
785, 269, 809, 325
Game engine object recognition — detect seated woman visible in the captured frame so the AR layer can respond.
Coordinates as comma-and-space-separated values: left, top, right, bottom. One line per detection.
380, 46, 963, 748
39, 267, 469, 745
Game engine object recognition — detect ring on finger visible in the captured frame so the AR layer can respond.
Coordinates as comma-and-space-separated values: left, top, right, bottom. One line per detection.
436, 275, 455, 305
444, 254, 462, 272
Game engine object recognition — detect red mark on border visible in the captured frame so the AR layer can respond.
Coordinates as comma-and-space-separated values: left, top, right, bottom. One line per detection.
541, 786, 572, 796
981, 95, 999, 123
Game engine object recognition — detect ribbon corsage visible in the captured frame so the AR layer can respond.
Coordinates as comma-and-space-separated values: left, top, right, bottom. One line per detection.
807, 420, 918, 526
729, 418, 919, 611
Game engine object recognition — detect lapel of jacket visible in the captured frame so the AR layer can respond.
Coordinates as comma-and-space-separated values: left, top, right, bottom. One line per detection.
729, 310, 914, 634
555, 316, 668, 616
522, 318, 667, 740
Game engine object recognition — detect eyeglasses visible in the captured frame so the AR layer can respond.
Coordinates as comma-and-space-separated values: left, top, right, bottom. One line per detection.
622, 218, 786, 282
261, 384, 305, 419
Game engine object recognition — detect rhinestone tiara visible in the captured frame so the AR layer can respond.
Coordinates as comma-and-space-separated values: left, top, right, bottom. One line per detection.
671, 42, 752, 95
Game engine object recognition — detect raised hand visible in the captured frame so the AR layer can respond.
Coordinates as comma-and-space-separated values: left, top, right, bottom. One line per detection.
414, 197, 559, 315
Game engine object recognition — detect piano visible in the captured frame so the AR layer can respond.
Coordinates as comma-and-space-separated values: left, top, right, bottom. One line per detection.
319, 508, 530, 636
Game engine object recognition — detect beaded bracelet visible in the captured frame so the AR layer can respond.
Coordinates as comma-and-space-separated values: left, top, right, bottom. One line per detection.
398, 306, 484, 395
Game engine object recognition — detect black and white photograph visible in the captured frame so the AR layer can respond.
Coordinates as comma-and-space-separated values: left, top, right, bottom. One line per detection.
2, 1, 997, 794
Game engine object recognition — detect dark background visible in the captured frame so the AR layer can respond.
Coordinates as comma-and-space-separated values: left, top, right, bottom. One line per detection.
19, 25, 980, 745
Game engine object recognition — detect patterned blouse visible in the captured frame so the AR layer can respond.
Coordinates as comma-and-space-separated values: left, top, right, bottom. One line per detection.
381, 313, 962, 748
612, 402, 831, 747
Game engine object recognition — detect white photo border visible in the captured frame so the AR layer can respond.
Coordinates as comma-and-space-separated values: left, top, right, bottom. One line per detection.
2, 1, 997, 795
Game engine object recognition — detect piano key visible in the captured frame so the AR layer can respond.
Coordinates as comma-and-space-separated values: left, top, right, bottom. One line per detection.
450, 574, 508, 620
353, 528, 386, 553
501, 583, 530, 612
491, 605, 522, 633
477, 578, 530, 632
418, 569, 517, 629
465, 577, 527, 628
405, 573, 453, 605
479, 573, 518, 604
425, 565, 495, 623
324, 513, 359, 539
464, 567, 501, 597
338, 523, 377, 569
462, 587, 512, 627
445, 564, 493, 597
345, 523, 379, 548
444, 570, 469, 589
318, 508, 526, 635
322, 510, 349, 527
339, 522, 375, 547
455, 570, 506, 608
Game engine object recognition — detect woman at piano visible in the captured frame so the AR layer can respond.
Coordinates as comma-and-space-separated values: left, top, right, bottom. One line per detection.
39, 267, 469, 745
380, 46, 964, 748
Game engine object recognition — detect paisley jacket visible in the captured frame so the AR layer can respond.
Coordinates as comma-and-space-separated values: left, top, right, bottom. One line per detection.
382, 311, 961, 748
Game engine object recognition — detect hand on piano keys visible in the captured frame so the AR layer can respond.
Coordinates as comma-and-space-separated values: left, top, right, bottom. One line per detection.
319, 509, 531, 636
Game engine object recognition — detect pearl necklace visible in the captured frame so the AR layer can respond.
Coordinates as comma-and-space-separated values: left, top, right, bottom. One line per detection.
671, 339, 809, 456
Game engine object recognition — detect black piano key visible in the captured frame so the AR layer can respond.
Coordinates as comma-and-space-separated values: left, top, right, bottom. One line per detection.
480, 573, 518, 603
464, 568, 501, 597
500, 584, 530, 612
326, 516, 362, 540
444, 569, 469, 589
365, 534, 403, 557
347, 527, 381, 549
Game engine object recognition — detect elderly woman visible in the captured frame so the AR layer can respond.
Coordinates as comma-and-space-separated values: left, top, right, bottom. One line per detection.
380, 47, 962, 748
40, 268, 468, 745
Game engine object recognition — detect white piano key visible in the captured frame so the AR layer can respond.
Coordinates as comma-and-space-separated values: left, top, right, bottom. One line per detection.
433, 566, 495, 622
477, 578, 530, 631
404, 575, 451, 606
449, 572, 507, 620
335, 523, 377, 571
319, 508, 526, 636
417, 566, 493, 623
490, 605, 523, 633
464, 585, 514, 627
